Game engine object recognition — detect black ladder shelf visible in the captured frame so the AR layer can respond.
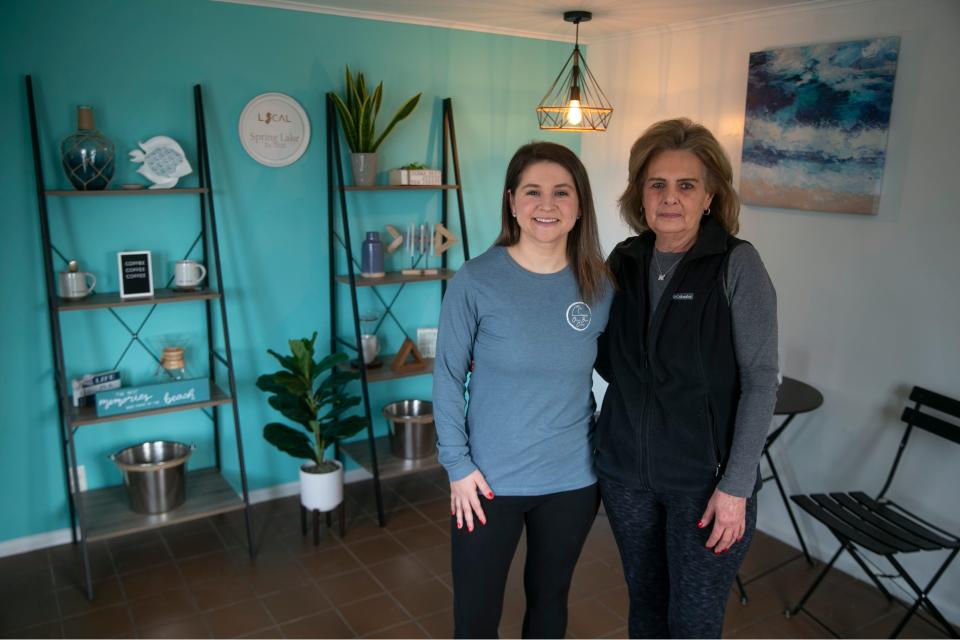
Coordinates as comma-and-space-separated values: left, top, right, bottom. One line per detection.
326, 95, 471, 526
25, 75, 255, 599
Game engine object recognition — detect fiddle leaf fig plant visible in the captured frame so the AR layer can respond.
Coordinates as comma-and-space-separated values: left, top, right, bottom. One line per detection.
329, 66, 422, 153
256, 332, 368, 473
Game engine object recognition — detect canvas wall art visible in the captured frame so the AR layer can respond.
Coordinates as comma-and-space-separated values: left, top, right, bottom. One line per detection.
739, 37, 900, 215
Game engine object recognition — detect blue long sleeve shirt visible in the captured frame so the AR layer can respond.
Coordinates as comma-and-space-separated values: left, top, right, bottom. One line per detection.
432, 246, 612, 496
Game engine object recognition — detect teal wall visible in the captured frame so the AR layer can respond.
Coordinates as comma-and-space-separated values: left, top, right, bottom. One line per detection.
0, 0, 580, 543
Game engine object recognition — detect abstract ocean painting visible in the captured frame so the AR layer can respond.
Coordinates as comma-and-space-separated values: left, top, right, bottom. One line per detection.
740, 37, 900, 215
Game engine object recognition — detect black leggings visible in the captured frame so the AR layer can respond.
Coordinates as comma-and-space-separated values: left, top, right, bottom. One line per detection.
450, 483, 600, 639
600, 478, 757, 639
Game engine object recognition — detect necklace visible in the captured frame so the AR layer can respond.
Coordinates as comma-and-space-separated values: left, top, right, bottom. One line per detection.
653, 250, 683, 281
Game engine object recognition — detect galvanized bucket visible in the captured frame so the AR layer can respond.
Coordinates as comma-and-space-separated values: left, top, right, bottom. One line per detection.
382, 400, 436, 459
111, 441, 194, 514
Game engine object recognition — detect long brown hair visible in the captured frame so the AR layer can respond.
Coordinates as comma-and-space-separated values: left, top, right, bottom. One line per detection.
618, 118, 740, 235
495, 142, 609, 303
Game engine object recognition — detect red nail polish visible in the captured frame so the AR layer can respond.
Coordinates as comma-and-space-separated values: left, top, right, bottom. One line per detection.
468, 525, 473, 532
697, 520, 705, 528
457, 521, 462, 529
714, 548, 721, 555
487, 492, 494, 499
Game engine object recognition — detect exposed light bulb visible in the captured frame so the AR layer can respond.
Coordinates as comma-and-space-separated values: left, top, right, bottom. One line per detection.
566, 99, 583, 126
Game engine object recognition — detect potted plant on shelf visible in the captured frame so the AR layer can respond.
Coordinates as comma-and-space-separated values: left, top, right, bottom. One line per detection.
256, 332, 368, 512
328, 66, 422, 186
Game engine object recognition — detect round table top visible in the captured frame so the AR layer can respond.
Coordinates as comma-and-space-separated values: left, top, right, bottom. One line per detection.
775, 376, 824, 415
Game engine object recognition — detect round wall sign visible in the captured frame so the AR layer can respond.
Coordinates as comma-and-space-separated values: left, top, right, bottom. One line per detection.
238, 92, 310, 167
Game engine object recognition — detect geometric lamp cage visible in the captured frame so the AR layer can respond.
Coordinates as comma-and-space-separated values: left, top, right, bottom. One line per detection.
536, 11, 613, 132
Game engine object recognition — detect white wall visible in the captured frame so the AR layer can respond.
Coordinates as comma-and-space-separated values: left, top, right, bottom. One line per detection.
584, 0, 960, 623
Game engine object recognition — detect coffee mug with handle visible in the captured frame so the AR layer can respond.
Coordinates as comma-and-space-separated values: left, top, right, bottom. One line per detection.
174, 260, 207, 289
58, 261, 96, 299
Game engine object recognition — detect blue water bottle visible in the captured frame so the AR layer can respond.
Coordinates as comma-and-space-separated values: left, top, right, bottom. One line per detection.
361, 231, 385, 278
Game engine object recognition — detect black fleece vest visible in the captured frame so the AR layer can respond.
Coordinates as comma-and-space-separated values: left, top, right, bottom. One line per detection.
595, 218, 746, 494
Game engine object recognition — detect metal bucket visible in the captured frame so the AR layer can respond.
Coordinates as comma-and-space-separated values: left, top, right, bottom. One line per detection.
111, 441, 194, 514
382, 400, 435, 459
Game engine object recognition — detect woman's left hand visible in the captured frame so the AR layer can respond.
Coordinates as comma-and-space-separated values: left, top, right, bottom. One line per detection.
698, 488, 746, 553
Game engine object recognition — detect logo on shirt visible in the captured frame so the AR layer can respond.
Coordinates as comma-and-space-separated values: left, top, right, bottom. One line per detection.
672, 292, 694, 301
566, 301, 592, 331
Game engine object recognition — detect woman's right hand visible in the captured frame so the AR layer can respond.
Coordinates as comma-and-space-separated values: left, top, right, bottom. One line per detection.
450, 469, 494, 532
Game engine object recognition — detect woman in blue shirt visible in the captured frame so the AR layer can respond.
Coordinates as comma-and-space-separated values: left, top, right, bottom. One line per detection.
433, 142, 612, 638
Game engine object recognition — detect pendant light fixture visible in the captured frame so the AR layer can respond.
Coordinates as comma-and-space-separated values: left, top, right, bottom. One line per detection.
537, 11, 613, 132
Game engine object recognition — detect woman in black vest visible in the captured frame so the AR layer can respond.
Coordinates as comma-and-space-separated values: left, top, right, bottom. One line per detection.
595, 118, 779, 638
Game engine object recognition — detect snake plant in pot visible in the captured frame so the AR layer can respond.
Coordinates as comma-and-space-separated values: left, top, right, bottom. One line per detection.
329, 66, 422, 186
256, 333, 368, 511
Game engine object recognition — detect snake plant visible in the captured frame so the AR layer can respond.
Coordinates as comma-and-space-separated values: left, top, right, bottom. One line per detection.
328, 66, 422, 154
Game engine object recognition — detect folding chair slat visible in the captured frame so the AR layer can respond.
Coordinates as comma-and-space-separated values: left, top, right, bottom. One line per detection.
886, 500, 960, 542
831, 493, 940, 551
811, 493, 918, 552
900, 407, 960, 446
910, 386, 960, 420
792, 495, 897, 554
850, 492, 959, 549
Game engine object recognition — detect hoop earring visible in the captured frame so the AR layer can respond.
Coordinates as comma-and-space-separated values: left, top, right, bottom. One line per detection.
703, 207, 711, 216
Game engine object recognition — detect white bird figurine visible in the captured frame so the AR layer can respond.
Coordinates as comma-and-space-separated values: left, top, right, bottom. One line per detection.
129, 136, 193, 189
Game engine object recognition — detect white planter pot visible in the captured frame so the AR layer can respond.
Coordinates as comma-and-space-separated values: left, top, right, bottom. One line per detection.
350, 153, 377, 186
299, 460, 344, 512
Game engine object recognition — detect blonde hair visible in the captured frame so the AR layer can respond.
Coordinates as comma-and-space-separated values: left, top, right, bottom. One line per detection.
618, 118, 740, 235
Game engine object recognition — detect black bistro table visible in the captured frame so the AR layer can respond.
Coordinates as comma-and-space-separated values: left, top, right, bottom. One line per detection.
737, 376, 823, 603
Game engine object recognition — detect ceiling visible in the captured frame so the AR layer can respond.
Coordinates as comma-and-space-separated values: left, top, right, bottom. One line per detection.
216, 0, 837, 41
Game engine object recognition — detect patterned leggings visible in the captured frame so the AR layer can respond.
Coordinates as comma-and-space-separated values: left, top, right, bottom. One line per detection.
600, 478, 757, 638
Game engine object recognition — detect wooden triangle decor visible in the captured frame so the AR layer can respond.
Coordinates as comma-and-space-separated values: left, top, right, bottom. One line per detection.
433, 223, 458, 256
385, 224, 404, 254
391, 337, 427, 373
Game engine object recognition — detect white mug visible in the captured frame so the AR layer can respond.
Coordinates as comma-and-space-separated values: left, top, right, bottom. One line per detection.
361, 334, 379, 365
174, 260, 207, 288
58, 270, 96, 299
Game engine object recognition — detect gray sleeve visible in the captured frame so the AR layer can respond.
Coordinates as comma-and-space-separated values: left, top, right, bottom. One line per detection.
716, 243, 780, 497
432, 266, 479, 482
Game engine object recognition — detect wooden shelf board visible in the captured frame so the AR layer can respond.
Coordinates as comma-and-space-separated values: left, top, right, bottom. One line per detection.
341, 185, 459, 192
342, 355, 433, 383
68, 381, 232, 427
46, 187, 208, 197
80, 468, 245, 542
334, 269, 455, 287
57, 287, 220, 312
341, 435, 440, 481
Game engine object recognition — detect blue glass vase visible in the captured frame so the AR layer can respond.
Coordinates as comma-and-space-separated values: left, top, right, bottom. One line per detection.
60, 106, 115, 190
361, 231, 385, 277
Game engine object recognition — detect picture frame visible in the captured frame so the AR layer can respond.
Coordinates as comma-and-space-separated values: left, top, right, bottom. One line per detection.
117, 250, 154, 299
417, 327, 438, 359
739, 37, 900, 215
238, 92, 311, 168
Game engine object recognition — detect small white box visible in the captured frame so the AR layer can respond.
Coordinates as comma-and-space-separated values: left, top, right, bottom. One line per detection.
408, 169, 442, 185
389, 168, 442, 186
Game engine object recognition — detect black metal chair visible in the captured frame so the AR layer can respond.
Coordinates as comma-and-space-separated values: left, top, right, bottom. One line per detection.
785, 386, 960, 638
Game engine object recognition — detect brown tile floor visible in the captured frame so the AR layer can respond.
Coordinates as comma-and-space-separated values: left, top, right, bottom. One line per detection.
0, 468, 951, 638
